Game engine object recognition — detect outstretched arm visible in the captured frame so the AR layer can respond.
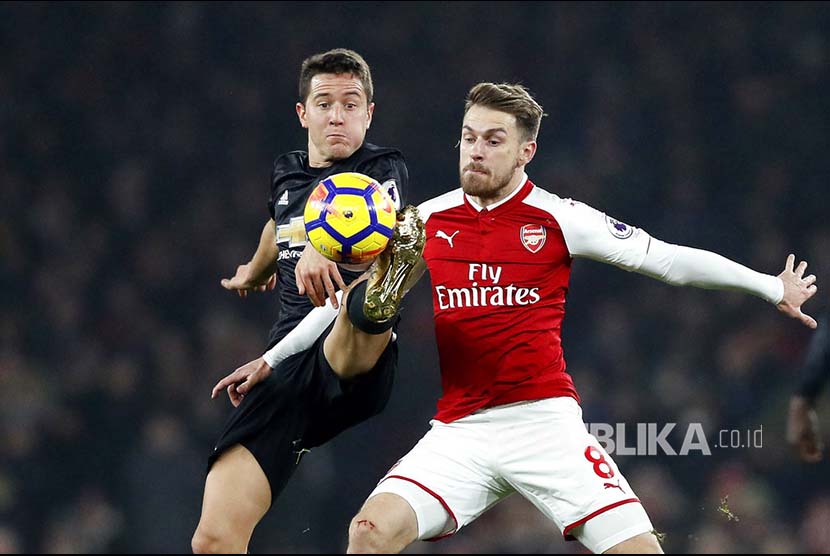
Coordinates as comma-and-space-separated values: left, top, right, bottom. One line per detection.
637, 244, 817, 329
555, 200, 817, 328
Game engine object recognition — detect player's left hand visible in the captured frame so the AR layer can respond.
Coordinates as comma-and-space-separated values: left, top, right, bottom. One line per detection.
295, 246, 347, 308
787, 395, 823, 463
210, 357, 273, 407
776, 254, 818, 329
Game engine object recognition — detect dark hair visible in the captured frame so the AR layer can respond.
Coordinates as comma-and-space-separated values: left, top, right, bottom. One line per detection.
298, 49, 374, 104
464, 83, 545, 141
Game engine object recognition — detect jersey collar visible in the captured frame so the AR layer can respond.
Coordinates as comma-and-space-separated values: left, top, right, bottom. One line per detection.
465, 173, 532, 214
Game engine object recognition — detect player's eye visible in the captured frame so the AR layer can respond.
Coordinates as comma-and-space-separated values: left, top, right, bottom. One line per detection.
462, 136, 476, 143
318, 102, 329, 109
489, 140, 501, 146
345, 103, 357, 109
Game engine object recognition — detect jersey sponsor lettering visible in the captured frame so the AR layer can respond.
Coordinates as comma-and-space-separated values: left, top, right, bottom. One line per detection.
435, 263, 541, 309
276, 216, 308, 247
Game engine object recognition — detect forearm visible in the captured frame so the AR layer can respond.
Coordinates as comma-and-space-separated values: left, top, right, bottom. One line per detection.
262, 291, 342, 368
636, 238, 784, 304
247, 219, 280, 282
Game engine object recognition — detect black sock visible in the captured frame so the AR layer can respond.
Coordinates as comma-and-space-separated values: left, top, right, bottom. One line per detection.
346, 281, 396, 334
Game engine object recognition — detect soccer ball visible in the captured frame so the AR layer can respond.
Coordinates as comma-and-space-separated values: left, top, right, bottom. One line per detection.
304, 172, 397, 264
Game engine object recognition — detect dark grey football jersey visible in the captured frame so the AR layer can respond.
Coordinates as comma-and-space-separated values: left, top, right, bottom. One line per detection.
266, 143, 408, 347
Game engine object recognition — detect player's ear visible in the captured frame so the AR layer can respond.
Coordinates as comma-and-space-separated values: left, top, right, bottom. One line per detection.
366, 102, 375, 130
518, 140, 537, 166
296, 102, 308, 128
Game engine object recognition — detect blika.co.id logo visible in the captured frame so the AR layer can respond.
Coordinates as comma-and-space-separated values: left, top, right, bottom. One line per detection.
585, 422, 764, 456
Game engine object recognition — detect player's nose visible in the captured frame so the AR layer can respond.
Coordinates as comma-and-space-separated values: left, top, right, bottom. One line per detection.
470, 138, 486, 159
329, 104, 345, 125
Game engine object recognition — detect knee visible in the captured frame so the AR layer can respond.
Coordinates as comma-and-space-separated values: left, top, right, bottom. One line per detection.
191, 526, 240, 554
347, 516, 389, 554
190, 528, 215, 554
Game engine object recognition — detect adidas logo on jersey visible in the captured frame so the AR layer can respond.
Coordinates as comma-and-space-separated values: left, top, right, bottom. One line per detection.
277, 191, 289, 205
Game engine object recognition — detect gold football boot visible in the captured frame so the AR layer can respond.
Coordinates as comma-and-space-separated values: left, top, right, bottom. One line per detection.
363, 205, 427, 322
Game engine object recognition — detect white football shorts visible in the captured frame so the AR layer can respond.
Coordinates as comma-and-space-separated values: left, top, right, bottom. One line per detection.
368, 397, 653, 553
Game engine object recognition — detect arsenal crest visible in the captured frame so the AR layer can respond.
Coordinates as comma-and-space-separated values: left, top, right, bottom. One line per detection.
521, 224, 546, 253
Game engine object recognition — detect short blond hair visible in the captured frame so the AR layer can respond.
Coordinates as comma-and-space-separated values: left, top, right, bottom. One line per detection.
464, 83, 545, 141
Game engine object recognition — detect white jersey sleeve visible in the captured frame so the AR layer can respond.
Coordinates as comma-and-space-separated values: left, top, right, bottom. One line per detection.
549, 197, 783, 305
552, 199, 652, 270
262, 291, 341, 369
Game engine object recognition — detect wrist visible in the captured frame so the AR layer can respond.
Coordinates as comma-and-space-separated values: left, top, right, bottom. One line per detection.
769, 276, 785, 305
261, 352, 277, 370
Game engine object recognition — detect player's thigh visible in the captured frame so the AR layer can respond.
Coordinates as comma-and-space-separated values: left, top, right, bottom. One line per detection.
500, 398, 653, 552
578, 504, 658, 553
197, 444, 271, 538
303, 336, 397, 448
368, 418, 511, 540
208, 361, 310, 499
603, 530, 663, 554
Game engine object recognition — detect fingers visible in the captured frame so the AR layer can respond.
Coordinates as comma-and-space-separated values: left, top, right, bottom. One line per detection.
222, 277, 248, 297
211, 376, 233, 399
779, 303, 818, 329
267, 274, 277, 291
227, 383, 243, 407
236, 372, 261, 396
800, 310, 818, 330
212, 366, 247, 400
323, 273, 339, 309
296, 269, 322, 305
306, 278, 323, 306
785, 253, 795, 272
237, 378, 252, 396
331, 265, 347, 292
795, 260, 808, 279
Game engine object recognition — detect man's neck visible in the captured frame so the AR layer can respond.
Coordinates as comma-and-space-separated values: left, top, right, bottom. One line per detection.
470, 169, 527, 209
307, 145, 332, 169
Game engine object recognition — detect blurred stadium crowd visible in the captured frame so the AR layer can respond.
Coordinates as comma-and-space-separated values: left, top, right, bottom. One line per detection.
1, 2, 828, 553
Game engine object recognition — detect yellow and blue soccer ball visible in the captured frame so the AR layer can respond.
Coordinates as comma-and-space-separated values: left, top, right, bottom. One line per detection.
304, 172, 397, 264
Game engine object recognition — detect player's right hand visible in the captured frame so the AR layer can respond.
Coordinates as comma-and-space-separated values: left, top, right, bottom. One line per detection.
786, 395, 823, 463
211, 357, 273, 407
295, 246, 347, 308
221, 263, 277, 298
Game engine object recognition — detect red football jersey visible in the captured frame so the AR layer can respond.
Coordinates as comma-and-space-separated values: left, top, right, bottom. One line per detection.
419, 175, 651, 423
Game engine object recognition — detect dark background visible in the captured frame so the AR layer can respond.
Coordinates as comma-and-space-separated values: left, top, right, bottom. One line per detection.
1, 2, 828, 553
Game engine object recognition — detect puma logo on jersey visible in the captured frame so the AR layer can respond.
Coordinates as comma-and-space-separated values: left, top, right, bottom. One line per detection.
436, 230, 459, 248
603, 479, 625, 493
